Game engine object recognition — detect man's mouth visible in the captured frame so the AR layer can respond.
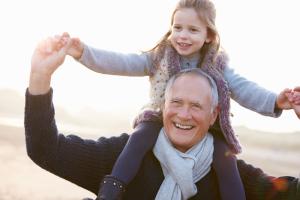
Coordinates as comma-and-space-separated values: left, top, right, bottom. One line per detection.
174, 122, 194, 130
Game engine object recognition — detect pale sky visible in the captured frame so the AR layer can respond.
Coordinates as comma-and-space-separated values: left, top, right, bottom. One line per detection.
0, 0, 299, 132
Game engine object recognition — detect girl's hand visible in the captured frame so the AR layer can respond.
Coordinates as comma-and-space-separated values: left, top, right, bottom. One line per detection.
276, 88, 293, 110
59, 32, 84, 59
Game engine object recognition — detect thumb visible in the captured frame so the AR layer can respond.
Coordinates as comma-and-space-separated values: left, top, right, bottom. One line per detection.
58, 38, 73, 56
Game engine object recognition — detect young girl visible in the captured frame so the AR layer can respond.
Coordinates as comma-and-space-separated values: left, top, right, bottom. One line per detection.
59, 0, 299, 198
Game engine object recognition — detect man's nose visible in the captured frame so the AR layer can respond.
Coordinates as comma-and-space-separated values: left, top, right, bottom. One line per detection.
177, 107, 192, 119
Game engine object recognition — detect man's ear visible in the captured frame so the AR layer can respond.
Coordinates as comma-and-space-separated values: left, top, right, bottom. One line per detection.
160, 101, 165, 112
210, 105, 219, 126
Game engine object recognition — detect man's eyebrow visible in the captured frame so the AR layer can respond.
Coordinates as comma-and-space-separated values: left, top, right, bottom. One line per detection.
191, 101, 201, 106
170, 97, 182, 101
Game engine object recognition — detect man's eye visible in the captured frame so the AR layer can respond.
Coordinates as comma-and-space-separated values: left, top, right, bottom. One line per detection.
171, 100, 181, 104
192, 104, 201, 109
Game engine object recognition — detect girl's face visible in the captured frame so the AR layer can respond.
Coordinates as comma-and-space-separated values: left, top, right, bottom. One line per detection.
170, 8, 211, 58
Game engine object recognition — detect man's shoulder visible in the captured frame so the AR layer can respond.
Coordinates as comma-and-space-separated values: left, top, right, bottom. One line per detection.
96, 133, 130, 145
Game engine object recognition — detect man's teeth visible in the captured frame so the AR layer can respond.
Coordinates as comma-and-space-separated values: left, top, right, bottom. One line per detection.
175, 123, 193, 130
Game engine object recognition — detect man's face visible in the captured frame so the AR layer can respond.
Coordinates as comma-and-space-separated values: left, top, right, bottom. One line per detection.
162, 74, 218, 152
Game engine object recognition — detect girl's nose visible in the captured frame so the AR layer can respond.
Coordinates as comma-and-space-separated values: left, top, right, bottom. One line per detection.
178, 29, 189, 39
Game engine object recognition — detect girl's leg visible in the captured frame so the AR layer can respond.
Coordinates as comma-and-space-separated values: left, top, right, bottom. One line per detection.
97, 121, 162, 200
111, 120, 162, 183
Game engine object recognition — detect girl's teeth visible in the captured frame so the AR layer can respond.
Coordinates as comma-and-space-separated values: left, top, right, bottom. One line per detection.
178, 42, 189, 47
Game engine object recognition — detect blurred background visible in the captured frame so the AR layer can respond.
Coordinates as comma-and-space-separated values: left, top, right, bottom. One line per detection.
0, 0, 299, 199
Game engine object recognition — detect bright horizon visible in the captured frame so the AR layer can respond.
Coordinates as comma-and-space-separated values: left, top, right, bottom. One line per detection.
0, 0, 299, 133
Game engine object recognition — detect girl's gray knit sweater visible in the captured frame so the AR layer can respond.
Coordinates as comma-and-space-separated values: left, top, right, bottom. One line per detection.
78, 45, 281, 118
78, 45, 283, 153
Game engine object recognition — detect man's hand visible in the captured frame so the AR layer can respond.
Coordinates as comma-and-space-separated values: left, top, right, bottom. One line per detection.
29, 36, 70, 95
288, 88, 300, 119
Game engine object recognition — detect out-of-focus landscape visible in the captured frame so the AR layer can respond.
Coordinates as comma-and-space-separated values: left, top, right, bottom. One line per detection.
0, 89, 299, 200
1, 0, 300, 199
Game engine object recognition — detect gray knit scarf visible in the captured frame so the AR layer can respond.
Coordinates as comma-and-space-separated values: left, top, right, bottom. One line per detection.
153, 128, 214, 200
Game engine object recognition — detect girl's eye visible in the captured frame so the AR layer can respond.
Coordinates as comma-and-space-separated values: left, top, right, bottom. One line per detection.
190, 28, 199, 32
172, 25, 181, 31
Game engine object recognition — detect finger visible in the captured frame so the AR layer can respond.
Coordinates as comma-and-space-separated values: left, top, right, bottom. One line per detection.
54, 34, 70, 50
52, 35, 63, 49
44, 37, 54, 54
294, 100, 300, 105
293, 86, 300, 92
292, 94, 300, 104
57, 39, 72, 58
283, 88, 292, 94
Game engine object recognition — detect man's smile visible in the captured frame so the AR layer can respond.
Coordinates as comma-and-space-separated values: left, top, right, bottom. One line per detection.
173, 122, 194, 130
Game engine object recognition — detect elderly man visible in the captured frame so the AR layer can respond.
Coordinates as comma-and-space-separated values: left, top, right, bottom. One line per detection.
25, 38, 300, 200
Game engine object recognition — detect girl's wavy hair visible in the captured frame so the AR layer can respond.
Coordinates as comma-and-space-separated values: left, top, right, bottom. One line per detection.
148, 0, 220, 66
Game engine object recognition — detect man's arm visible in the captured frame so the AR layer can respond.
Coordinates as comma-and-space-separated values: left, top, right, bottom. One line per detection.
237, 159, 300, 200
26, 37, 129, 194
25, 87, 130, 194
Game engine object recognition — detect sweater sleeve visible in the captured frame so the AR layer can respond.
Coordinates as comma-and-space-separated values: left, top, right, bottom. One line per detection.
77, 44, 152, 76
237, 159, 300, 200
224, 66, 282, 117
24, 88, 129, 194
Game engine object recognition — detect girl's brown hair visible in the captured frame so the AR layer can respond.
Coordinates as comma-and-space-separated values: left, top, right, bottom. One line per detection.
149, 0, 220, 66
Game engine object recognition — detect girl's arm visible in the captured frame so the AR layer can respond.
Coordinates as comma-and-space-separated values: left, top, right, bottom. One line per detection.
78, 44, 152, 76
224, 66, 281, 117
62, 33, 152, 77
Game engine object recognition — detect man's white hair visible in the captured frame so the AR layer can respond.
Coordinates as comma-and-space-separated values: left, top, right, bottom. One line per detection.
164, 68, 219, 112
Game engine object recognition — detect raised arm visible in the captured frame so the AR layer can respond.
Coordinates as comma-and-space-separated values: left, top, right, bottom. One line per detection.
26, 38, 129, 194
225, 66, 300, 118
25, 88, 129, 194
60, 32, 152, 76
224, 66, 280, 117
29, 36, 69, 95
